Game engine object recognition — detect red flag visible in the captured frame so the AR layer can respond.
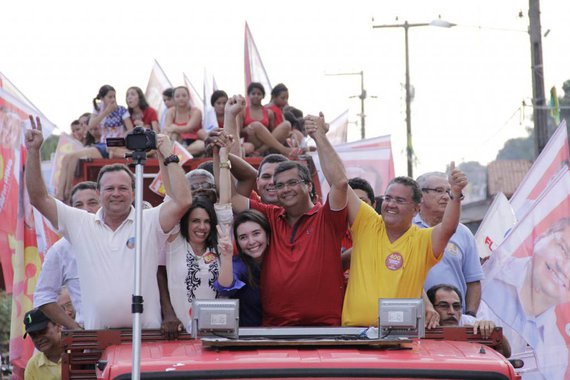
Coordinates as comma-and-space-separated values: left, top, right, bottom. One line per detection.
244, 22, 272, 96
510, 120, 569, 219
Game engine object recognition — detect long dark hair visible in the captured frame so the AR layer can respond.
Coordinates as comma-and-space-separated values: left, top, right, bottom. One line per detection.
126, 86, 150, 115
180, 196, 219, 254
233, 210, 271, 288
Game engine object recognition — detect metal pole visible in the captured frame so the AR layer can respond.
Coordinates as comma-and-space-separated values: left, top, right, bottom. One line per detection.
404, 22, 413, 178
528, 0, 548, 156
132, 159, 144, 380
360, 70, 366, 139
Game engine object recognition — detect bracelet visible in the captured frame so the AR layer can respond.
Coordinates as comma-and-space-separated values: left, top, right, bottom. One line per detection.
219, 161, 231, 169
449, 191, 465, 201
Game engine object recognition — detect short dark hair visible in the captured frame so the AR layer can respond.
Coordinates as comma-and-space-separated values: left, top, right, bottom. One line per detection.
180, 196, 218, 253
210, 90, 228, 107
349, 177, 375, 204
71, 120, 80, 127
247, 82, 265, 97
162, 88, 174, 98
426, 284, 463, 305
197, 160, 214, 175
258, 154, 288, 177
386, 176, 422, 204
96, 164, 135, 190
70, 181, 97, 204
274, 161, 311, 184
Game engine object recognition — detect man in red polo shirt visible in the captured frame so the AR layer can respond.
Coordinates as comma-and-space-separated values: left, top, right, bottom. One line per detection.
232, 113, 348, 326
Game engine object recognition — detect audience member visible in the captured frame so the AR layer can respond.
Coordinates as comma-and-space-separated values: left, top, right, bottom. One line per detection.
211, 90, 228, 129
70, 119, 86, 145
26, 116, 191, 329
164, 86, 206, 156
415, 171, 483, 315
126, 86, 159, 132
160, 87, 175, 130
23, 308, 63, 380
266, 84, 304, 146
34, 181, 100, 330
196, 160, 214, 175
342, 164, 467, 327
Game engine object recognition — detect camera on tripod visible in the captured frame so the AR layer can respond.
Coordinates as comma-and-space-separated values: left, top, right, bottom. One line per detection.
106, 127, 157, 152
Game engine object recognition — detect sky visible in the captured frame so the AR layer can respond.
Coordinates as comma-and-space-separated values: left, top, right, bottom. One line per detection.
1, 0, 569, 176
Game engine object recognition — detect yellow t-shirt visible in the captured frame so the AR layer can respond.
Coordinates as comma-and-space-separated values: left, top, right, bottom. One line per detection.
24, 351, 61, 380
342, 202, 442, 327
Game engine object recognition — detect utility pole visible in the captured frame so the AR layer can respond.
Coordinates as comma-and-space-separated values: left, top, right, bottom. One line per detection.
325, 71, 367, 139
528, 0, 548, 156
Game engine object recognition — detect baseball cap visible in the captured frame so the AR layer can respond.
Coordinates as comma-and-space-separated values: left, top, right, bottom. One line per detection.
23, 308, 50, 337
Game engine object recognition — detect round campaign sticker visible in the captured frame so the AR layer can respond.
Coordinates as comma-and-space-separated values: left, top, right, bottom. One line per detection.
126, 237, 135, 249
385, 252, 403, 271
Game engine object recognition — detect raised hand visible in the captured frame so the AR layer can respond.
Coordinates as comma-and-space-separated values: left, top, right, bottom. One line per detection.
156, 133, 173, 159
225, 95, 246, 117
216, 224, 233, 259
448, 161, 468, 198
25, 115, 44, 151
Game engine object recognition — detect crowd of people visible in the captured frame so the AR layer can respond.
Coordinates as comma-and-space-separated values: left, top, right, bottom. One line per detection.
22, 83, 506, 379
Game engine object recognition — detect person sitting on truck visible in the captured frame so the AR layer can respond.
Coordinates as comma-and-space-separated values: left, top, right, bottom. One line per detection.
23, 308, 63, 380
25, 116, 192, 330
33, 181, 100, 330
426, 284, 511, 358
230, 95, 349, 326
342, 165, 468, 327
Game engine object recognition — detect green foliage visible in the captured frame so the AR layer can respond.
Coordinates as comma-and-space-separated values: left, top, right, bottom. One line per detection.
0, 291, 11, 353
40, 134, 60, 161
496, 136, 535, 161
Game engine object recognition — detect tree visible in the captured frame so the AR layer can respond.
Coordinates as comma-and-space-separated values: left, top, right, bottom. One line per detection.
40, 134, 59, 161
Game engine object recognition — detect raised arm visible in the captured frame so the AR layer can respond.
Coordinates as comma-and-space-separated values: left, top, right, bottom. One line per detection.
304, 113, 348, 210
25, 116, 58, 228
156, 134, 193, 233
224, 95, 246, 156
431, 162, 467, 259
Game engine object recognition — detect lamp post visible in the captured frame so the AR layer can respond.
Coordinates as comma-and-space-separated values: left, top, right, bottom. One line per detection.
373, 19, 455, 177
326, 71, 368, 139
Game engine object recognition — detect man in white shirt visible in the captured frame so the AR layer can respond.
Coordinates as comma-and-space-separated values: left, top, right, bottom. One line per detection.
33, 181, 100, 329
25, 116, 192, 329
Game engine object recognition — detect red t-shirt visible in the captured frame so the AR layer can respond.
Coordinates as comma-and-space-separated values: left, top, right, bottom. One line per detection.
130, 107, 158, 129
251, 198, 348, 326
265, 103, 284, 126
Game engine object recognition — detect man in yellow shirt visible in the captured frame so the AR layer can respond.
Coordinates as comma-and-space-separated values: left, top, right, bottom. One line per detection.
342, 163, 467, 327
24, 308, 63, 380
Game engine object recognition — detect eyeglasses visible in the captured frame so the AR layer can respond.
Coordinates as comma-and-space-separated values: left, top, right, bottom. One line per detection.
434, 302, 462, 311
274, 179, 306, 190
190, 182, 216, 192
382, 195, 414, 205
421, 187, 451, 197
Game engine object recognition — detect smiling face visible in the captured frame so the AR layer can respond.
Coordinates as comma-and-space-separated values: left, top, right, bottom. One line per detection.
186, 207, 211, 245
531, 223, 570, 306
257, 162, 280, 204
29, 321, 61, 354
274, 168, 310, 209
420, 175, 450, 219
236, 221, 268, 263
381, 183, 419, 231
71, 188, 100, 214
98, 170, 134, 218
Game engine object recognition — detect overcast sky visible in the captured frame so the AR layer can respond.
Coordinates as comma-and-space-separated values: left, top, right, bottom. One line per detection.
2, 0, 569, 175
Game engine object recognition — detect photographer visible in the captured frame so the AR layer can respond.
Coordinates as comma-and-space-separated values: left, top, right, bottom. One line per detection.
25, 116, 192, 329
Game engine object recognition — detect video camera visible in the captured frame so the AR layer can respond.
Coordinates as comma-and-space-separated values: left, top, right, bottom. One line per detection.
106, 127, 157, 152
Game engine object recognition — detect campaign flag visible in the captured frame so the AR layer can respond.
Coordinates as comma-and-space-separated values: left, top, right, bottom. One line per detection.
244, 22, 272, 96
48, 132, 84, 196
203, 70, 218, 133
326, 110, 349, 146
310, 135, 395, 200
482, 167, 570, 379
510, 119, 569, 219
149, 141, 193, 197
144, 60, 173, 130
474, 192, 517, 258
183, 73, 204, 113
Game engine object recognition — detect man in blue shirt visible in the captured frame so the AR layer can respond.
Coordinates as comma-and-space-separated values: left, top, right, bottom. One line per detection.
415, 171, 484, 316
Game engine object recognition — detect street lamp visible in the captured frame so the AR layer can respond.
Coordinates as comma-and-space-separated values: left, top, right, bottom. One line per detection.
326, 71, 368, 139
373, 19, 455, 178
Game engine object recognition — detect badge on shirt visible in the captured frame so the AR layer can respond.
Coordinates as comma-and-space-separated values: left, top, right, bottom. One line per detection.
385, 252, 403, 271
445, 242, 460, 256
126, 237, 135, 249
203, 252, 217, 265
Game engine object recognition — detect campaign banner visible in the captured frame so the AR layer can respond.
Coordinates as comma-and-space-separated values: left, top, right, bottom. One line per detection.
326, 110, 348, 146
144, 60, 173, 130
510, 119, 569, 219
149, 141, 193, 197
310, 135, 395, 200
482, 168, 570, 379
244, 21, 272, 96
203, 70, 218, 133
474, 192, 517, 258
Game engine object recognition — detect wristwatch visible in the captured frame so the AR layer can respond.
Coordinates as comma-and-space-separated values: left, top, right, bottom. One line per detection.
219, 161, 231, 169
163, 154, 180, 166
449, 191, 465, 201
